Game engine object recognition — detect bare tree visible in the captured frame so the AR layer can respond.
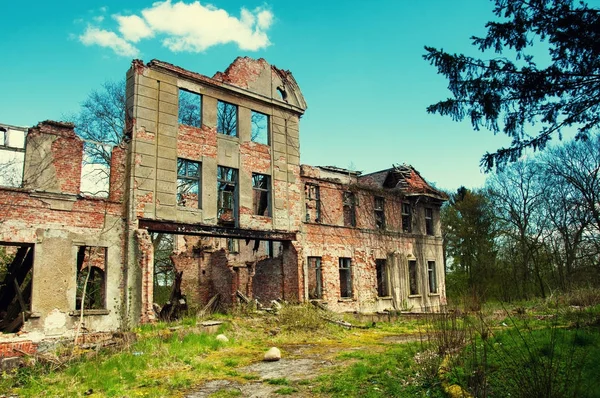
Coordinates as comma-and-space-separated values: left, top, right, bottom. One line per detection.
488, 160, 550, 298
68, 80, 126, 166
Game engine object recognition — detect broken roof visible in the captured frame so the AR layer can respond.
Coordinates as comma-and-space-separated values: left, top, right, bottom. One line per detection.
359, 164, 447, 200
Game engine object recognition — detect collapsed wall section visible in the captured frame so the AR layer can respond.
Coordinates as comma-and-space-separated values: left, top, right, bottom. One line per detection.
0, 121, 126, 358
299, 165, 447, 313
125, 58, 306, 321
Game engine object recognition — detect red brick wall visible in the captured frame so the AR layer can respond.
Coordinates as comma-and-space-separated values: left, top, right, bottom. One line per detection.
178, 124, 218, 160
109, 145, 127, 203
252, 257, 283, 303
27, 121, 83, 195
0, 341, 37, 359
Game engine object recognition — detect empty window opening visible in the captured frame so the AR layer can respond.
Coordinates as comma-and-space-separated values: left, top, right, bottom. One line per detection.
227, 238, 239, 254
425, 208, 434, 235
0, 243, 34, 333
428, 261, 437, 294
217, 100, 238, 136
75, 246, 107, 311
375, 196, 385, 230
339, 258, 353, 298
178, 89, 202, 127
251, 111, 269, 145
81, 141, 112, 198
0, 126, 26, 188
376, 259, 389, 297
308, 257, 323, 299
305, 184, 321, 223
265, 241, 275, 258
276, 85, 287, 101
402, 203, 412, 233
217, 166, 238, 225
408, 260, 419, 295
152, 233, 176, 307
343, 192, 356, 227
177, 158, 202, 208
252, 173, 271, 216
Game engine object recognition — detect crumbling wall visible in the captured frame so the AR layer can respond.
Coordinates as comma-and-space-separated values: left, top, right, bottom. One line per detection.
0, 121, 127, 353
299, 166, 446, 313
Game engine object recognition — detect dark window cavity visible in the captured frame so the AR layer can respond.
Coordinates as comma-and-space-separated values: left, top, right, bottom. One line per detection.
375, 196, 385, 230
217, 166, 238, 225
217, 100, 238, 136
227, 238, 239, 253
0, 243, 34, 333
252, 173, 270, 216
343, 192, 356, 227
339, 258, 353, 298
308, 257, 323, 299
178, 89, 202, 127
265, 241, 274, 258
428, 261, 437, 293
305, 184, 321, 223
408, 260, 419, 295
425, 208, 434, 235
177, 158, 201, 208
402, 203, 412, 233
76, 246, 107, 310
251, 111, 269, 145
376, 259, 389, 297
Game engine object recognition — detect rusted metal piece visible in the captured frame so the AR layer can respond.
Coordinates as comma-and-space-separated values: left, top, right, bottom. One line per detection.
138, 219, 296, 241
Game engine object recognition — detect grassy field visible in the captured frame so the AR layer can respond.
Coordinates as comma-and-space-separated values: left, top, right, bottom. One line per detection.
2, 296, 599, 397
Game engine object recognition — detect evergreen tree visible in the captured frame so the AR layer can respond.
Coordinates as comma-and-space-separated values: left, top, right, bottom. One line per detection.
425, 0, 600, 170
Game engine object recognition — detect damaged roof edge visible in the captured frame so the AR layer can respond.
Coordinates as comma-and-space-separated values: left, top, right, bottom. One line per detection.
138, 58, 307, 116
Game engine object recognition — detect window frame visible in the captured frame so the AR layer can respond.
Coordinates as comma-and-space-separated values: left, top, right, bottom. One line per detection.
177, 158, 202, 208
217, 166, 238, 225
307, 256, 323, 299
75, 246, 107, 311
428, 261, 438, 294
375, 259, 390, 297
217, 100, 238, 137
252, 173, 271, 217
402, 202, 412, 233
408, 260, 419, 296
339, 257, 353, 298
178, 89, 202, 127
305, 183, 321, 223
425, 208, 434, 235
374, 196, 385, 230
250, 110, 269, 145
343, 191, 356, 227
227, 238, 239, 253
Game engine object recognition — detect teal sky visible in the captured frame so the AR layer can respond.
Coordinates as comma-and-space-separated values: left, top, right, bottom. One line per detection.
1, 0, 528, 191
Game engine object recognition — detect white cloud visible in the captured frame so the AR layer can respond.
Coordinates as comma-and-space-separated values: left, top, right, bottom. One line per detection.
93, 15, 105, 23
78, 1, 274, 56
116, 15, 154, 42
79, 26, 139, 57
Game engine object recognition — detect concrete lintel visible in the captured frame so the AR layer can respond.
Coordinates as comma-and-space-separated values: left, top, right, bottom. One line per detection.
138, 219, 296, 241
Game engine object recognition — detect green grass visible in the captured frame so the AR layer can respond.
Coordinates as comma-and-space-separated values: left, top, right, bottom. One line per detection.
4, 298, 598, 397
266, 378, 290, 385
314, 342, 445, 398
274, 387, 297, 394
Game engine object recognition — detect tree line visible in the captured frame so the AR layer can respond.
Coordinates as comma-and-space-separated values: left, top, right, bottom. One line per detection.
443, 134, 600, 302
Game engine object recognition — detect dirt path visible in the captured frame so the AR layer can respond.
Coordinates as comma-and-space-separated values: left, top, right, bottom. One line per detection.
185, 334, 420, 398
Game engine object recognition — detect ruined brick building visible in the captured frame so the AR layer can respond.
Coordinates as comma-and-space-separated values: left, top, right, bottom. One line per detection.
0, 57, 446, 356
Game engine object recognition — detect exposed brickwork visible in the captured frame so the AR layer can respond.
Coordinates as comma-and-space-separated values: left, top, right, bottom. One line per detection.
0, 55, 449, 355
300, 166, 446, 312
213, 57, 271, 89
135, 229, 155, 323
178, 125, 218, 160
109, 145, 127, 203
0, 341, 37, 358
